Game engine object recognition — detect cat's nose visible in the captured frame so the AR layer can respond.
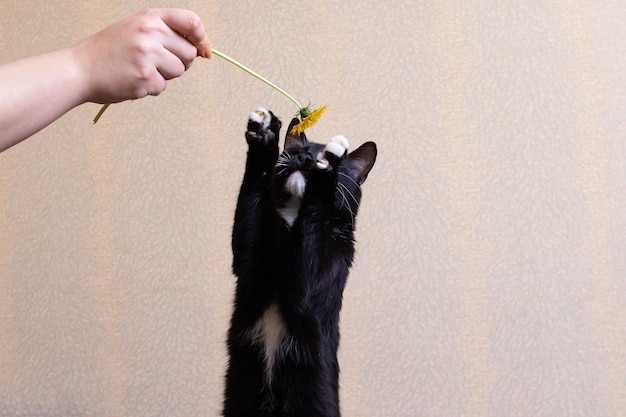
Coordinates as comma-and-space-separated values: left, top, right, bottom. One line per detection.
296, 153, 314, 167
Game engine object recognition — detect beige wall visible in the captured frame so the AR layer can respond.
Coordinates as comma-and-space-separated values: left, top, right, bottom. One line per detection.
1, 1, 625, 416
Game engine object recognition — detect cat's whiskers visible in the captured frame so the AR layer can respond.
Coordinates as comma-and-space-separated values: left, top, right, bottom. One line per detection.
337, 188, 353, 227
275, 153, 291, 177
277, 150, 293, 163
338, 174, 360, 205
338, 171, 360, 189
336, 183, 349, 210
336, 182, 357, 228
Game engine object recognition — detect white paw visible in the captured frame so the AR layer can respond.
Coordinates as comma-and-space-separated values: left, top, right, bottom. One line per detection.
249, 108, 271, 129
325, 135, 349, 157
315, 136, 349, 170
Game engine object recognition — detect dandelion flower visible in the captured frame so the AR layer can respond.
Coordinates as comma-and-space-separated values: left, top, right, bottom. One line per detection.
291, 106, 327, 135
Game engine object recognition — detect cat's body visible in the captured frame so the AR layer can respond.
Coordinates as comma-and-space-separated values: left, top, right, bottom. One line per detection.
223, 109, 377, 417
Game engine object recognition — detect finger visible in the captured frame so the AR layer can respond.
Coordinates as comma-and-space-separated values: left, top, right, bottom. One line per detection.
161, 29, 198, 70
134, 66, 167, 97
157, 8, 212, 58
155, 48, 187, 80
148, 80, 167, 96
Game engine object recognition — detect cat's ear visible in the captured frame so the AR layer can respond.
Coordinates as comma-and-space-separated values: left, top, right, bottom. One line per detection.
284, 118, 309, 150
345, 141, 377, 185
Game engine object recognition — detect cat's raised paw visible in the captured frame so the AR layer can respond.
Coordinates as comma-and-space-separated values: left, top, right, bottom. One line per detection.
326, 135, 349, 157
248, 108, 271, 131
246, 108, 276, 145
315, 135, 349, 170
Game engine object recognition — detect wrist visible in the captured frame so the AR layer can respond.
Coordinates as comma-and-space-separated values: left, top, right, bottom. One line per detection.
66, 41, 97, 105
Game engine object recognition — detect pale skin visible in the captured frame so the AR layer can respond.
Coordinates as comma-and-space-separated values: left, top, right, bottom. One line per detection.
0, 8, 211, 152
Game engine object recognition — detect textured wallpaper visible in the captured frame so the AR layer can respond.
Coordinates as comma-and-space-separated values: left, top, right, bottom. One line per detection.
1, 1, 625, 416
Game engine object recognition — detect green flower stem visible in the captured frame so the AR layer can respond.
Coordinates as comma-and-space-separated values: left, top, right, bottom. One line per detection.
92, 103, 110, 124
92, 48, 306, 124
211, 49, 303, 111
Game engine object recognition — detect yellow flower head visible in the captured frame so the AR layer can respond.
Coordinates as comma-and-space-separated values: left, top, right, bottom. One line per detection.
291, 106, 327, 135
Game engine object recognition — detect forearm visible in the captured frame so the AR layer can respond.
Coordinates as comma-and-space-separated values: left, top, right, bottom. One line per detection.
0, 47, 87, 152
0, 9, 210, 153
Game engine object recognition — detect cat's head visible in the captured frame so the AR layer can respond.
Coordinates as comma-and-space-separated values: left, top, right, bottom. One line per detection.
274, 118, 377, 228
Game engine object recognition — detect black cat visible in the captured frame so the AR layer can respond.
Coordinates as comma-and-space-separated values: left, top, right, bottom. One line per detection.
223, 108, 377, 417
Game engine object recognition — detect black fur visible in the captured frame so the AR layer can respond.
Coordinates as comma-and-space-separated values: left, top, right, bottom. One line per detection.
224, 109, 377, 417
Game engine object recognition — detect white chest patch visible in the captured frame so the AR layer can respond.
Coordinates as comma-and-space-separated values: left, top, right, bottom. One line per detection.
285, 171, 306, 198
248, 303, 287, 382
278, 171, 306, 227
277, 196, 301, 227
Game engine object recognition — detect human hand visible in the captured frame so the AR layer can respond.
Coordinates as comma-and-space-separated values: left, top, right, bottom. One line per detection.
73, 8, 211, 104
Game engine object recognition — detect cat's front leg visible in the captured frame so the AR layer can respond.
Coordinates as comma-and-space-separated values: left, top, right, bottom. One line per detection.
298, 135, 349, 205
232, 108, 281, 279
